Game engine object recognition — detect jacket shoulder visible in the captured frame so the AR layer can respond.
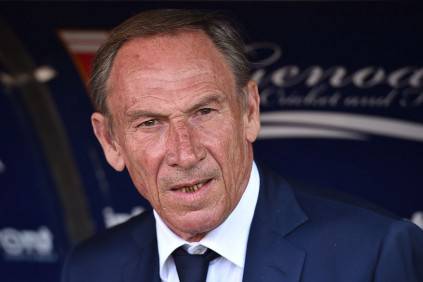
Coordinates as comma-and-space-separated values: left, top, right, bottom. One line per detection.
294, 186, 407, 235
297, 187, 423, 280
62, 210, 155, 282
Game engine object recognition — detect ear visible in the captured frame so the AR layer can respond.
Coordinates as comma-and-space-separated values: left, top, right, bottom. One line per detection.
91, 112, 125, 171
243, 80, 261, 143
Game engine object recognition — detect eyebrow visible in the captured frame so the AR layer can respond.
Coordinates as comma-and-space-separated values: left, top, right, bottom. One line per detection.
186, 93, 226, 113
125, 110, 166, 124
125, 93, 227, 122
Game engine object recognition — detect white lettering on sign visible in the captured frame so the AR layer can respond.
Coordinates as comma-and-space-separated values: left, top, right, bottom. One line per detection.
411, 211, 423, 230
0, 159, 5, 174
247, 43, 423, 89
246, 43, 423, 110
103, 206, 145, 228
0, 226, 55, 261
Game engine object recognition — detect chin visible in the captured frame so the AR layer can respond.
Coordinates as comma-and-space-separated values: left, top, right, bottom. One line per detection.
172, 209, 226, 240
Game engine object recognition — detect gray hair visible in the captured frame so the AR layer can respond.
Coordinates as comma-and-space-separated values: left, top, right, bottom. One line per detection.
89, 9, 250, 115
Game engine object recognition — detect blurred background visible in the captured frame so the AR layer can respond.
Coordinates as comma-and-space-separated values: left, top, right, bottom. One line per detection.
0, 2, 422, 281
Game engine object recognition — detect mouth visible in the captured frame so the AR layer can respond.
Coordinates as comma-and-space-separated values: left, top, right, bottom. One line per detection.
171, 179, 212, 194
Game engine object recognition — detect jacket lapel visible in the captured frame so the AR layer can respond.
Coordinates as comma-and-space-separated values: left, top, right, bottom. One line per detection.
120, 166, 308, 282
122, 213, 161, 282
243, 167, 308, 282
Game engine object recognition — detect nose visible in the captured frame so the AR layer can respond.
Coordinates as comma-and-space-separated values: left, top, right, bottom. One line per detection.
165, 119, 206, 168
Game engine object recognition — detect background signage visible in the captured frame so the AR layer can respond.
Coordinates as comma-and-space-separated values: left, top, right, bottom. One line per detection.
0, 3, 422, 281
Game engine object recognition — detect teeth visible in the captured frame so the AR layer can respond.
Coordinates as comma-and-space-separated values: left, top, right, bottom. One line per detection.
180, 182, 205, 193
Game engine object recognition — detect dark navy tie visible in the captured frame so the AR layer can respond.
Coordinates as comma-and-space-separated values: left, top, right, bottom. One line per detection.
172, 247, 219, 282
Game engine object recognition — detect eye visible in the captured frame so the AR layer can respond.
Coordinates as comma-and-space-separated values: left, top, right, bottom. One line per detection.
138, 119, 158, 127
198, 108, 213, 115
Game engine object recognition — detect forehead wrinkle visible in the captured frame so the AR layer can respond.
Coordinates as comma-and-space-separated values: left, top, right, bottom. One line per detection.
107, 30, 237, 123
121, 71, 227, 111
109, 58, 226, 106
124, 94, 225, 125
124, 94, 172, 113
109, 31, 234, 90
125, 89, 227, 121
127, 70, 217, 94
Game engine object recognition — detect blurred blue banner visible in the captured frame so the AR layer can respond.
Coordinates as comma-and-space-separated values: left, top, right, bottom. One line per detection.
0, 3, 422, 281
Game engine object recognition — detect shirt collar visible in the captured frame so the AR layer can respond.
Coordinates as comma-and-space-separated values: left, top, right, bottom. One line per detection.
154, 161, 260, 272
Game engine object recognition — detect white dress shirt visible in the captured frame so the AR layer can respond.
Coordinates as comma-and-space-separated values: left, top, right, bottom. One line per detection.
154, 162, 260, 282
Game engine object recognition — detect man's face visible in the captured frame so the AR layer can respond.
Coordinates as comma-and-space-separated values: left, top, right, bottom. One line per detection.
92, 30, 260, 241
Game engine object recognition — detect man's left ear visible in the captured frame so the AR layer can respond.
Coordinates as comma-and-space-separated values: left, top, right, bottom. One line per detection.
243, 80, 261, 143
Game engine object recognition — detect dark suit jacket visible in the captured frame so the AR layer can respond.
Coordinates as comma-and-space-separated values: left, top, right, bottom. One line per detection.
62, 167, 423, 282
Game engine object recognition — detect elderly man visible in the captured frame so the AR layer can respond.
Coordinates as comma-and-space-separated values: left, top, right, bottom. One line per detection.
62, 9, 423, 282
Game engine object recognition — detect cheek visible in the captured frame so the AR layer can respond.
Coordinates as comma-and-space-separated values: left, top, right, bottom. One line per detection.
122, 132, 168, 199
196, 115, 237, 153
196, 115, 246, 178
